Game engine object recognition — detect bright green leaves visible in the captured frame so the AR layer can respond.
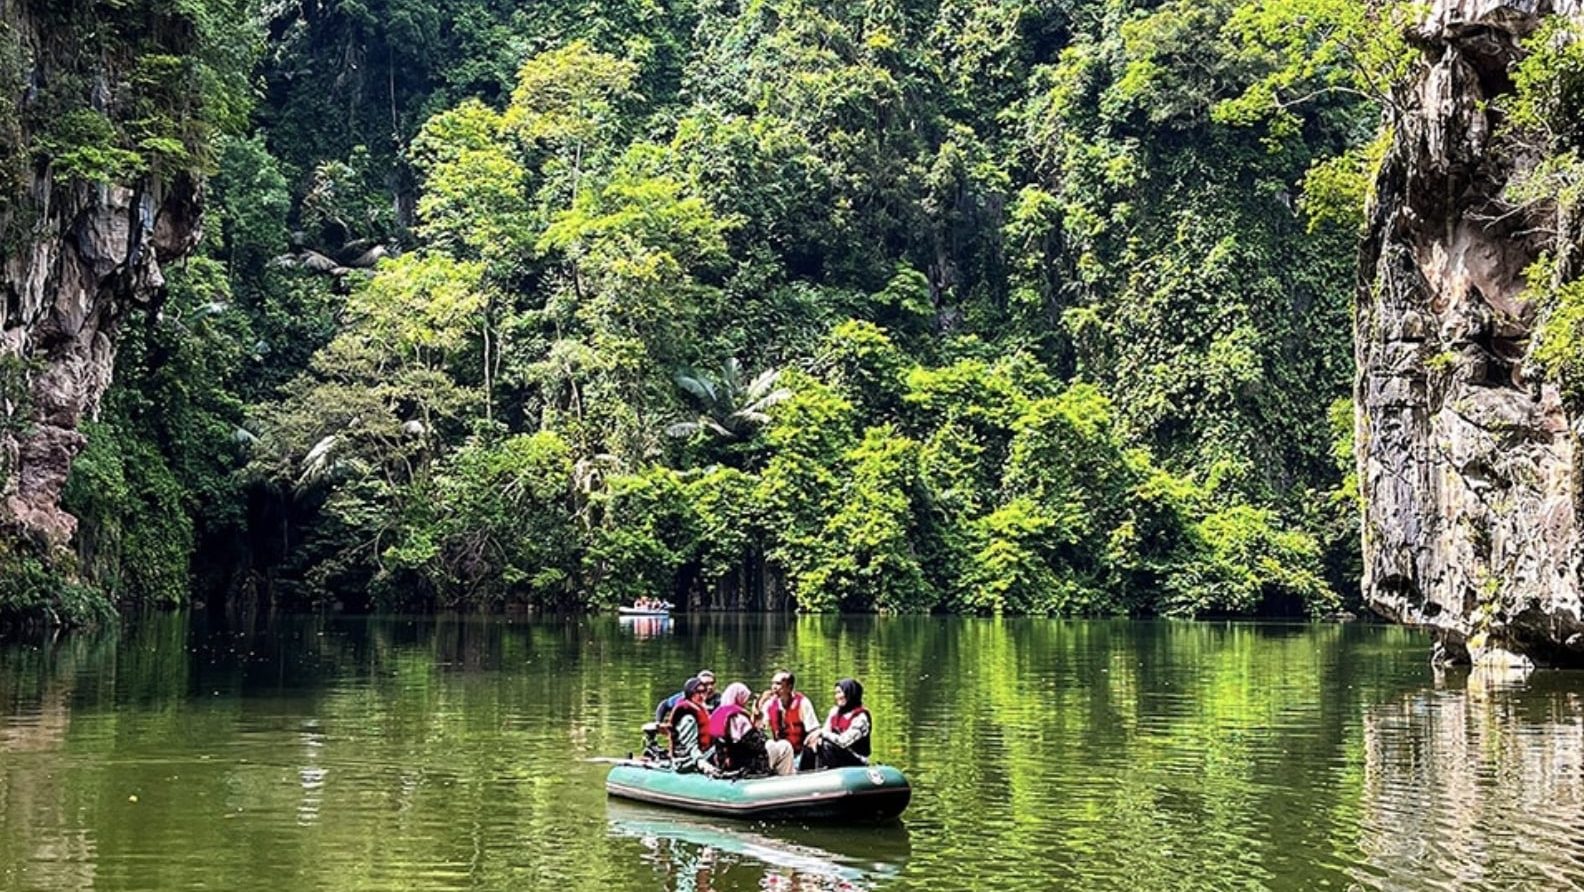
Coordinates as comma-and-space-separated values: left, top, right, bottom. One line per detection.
1004, 186, 1065, 325
246, 255, 490, 511
36, 110, 144, 183
588, 466, 700, 602
1297, 128, 1392, 233
1498, 21, 1584, 412
960, 499, 1062, 614
1212, 0, 1419, 230
587, 464, 758, 605
1215, 0, 1420, 133
533, 143, 735, 458
1165, 504, 1333, 616
795, 427, 931, 613
23, 0, 256, 187
1533, 273, 1584, 404
503, 40, 639, 153
1502, 19, 1584, 246
539, 149, 733, 295
1508, 17, 1584, 148
411, 41, 649, 271
602, 320, 1341, 618
1115, 0, 1243, 125
348, 253, 491, 364
412, 101, 533, 264
821, 320, 913, 418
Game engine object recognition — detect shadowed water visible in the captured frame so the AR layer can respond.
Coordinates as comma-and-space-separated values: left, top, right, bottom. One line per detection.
2, 613, 1582, 890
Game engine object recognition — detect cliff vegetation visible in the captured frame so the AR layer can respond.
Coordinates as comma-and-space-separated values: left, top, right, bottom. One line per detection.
10, 0, 1549, 625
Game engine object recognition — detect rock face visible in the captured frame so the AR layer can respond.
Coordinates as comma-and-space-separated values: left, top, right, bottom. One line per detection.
0, 4, 203, 548
1358, 0, 1584, 666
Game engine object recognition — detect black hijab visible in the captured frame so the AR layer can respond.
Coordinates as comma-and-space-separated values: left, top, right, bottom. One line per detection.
835, 678, 864, 713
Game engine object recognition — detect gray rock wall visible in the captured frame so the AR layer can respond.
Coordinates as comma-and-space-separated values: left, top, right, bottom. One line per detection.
1358, 0, 1584, 665
0, 3, 203, 548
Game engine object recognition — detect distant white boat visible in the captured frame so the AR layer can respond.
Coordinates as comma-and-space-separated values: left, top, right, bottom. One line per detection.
618, 605, 672, 617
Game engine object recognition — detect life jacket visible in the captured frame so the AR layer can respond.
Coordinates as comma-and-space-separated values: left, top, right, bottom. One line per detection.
707, 703, 745, 742
707, 703, 770, 775
767, 694, 810, 753
827, 706, 872, 757
668, 698, 713, 753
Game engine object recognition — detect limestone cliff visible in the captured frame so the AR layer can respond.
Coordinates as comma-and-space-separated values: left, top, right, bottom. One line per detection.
0, 3, 205, 551
1358, 0, 1584, 666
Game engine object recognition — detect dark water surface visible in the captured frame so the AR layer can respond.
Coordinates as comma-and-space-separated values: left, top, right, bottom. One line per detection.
3, 614, 1583, 891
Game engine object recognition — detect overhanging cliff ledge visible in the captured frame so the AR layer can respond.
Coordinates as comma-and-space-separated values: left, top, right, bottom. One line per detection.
1358, 0, 1584, 666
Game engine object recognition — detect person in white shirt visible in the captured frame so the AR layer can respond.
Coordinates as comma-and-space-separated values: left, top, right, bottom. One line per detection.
758, 669, 820, 771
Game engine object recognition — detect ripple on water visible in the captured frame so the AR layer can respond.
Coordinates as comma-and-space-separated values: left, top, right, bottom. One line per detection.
1348, 677, 1584, 892
5, 616, 1584, 891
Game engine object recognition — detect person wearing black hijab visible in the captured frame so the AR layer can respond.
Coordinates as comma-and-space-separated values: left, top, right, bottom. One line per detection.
805, 677, 871, 769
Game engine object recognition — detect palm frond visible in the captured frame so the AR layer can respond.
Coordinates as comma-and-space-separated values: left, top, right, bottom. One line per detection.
296, 434, 340, 488
732, 409, 771, 426
675, 370, 717, 405
743, 367, 781, 400
669, 359, 788, 442
740, 386, 791, 416
721, 357, 743, 393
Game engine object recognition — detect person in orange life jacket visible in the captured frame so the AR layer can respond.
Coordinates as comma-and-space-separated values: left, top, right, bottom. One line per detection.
759, 669, 820, 771
667, 676, 715, 773
708, 682, 793, 776
655, 669, 718, 724
805, 677, 871, 769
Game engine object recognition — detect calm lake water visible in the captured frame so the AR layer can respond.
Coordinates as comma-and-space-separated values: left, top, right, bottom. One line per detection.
2, 613, 1582, 891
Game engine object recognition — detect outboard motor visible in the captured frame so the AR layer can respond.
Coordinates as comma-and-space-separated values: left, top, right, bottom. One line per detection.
640, 722, 669, 761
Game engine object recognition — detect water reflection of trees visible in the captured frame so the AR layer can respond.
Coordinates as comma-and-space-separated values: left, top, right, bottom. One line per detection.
1353, 670, 1584, 891
2, 620, 203, 886
751, 616, 1439, 890
7, 612, 1577, 890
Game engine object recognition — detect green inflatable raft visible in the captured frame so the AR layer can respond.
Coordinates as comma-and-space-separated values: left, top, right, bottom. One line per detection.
605, 760, 911, 821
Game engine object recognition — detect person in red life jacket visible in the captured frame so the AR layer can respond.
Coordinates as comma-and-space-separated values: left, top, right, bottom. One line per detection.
655, 669, 718, 724
806, 677, 871, 769
760, 669, 820, 771
666, 676, 715, 773
707, 682, 790, 776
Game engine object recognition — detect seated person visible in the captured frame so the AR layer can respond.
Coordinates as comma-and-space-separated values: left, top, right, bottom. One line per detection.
655, 669, 716, 723
707, 682, 794, 776
805, 678, 871, 769
760, 670, 820, 769
666, 676, 714, 773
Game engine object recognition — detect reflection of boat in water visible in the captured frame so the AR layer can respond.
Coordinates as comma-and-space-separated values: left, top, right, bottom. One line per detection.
607, 761, 910, 821
608, 799, 911, 889
617, 614, 672, 639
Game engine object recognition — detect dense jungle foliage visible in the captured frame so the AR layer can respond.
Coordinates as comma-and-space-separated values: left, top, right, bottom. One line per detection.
21, 0, 1540, 621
